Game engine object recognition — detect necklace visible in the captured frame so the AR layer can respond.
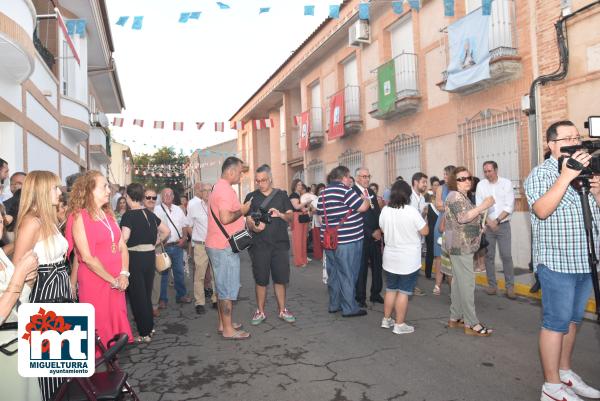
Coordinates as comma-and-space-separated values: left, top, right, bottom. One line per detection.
98, 210, 117, 253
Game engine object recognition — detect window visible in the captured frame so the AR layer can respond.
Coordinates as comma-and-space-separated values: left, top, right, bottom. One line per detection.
306, 160, 325, 185
384, 135, 421, 186
338, 149, 363, 177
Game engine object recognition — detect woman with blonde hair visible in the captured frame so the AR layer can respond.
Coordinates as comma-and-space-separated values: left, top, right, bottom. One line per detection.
65, 171, 133, 354
11, 171, 70, 400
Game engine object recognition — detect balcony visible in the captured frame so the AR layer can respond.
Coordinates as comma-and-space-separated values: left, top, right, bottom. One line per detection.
308, 107, 324, 149
438, 0, 521, 94
60, 95, 90, 138
326, 85, 363, 137
369, 53, 421, 120
0, 0, 36, 82
89, 144, 109, 164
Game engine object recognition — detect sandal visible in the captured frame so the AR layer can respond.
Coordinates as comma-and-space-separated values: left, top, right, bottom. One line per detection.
222, 330, 251, 340
217, 322, 243, 333
464, 323, 493, 337
447, 319, 464, 328
433, 285, 441, 296
135, 335, 152, 343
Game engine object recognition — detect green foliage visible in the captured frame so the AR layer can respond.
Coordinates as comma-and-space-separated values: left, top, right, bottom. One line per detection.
132, 147, 186, 195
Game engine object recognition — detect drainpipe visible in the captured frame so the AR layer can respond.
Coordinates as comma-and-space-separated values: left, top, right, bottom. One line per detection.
527, 0, 600, 167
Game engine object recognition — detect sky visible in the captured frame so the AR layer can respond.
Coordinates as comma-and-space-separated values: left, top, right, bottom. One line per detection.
105, 0, 343, 156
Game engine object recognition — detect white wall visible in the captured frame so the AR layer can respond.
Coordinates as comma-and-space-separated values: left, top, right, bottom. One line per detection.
29, 55, 58, 107
0, 122, 24, 172
60, 154, 79, 185
26, 93, 59, 138
27, 133, 59, 173
0, 76, 22, 111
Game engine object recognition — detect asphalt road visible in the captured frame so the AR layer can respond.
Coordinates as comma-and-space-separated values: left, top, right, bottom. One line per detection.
120, 252, 600, 401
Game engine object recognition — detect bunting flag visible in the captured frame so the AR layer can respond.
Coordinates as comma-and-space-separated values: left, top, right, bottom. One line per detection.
132, 16, 144, 30
359, 3, 370, 20
133, 119, 144, 127
231, 121, 244, 129
113, 117, 124, 127
408, 0, 421, 11
65, 20, 86, 38
153, 121, 164, 129
444, 0, 455, 17
190, 12, 202, 19
259, 7, 271, 14
304, 5, 315, 16
482, 0, 492, 16
215, 122, 225, 132
264, 118, 274, 128
328, 91, 345, 139
217, 2, 230, 10
293, 115, 300, 127
392, 1, 404, 14
179, 13, 191, 23
299, 111, 310, 150
173, 122, 184, 131
196, 122, 205, 130
329, 5, 340, 19
116, 16, 129, 26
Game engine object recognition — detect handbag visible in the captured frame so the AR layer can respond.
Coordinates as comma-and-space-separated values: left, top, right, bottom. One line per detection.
155, 242, 172, 272
321, 193, 352, 251
210, 208, 253, 253
298, 213, 311, 224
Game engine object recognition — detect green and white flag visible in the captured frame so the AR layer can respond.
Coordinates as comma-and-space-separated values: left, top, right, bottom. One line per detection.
377, 60, 396, 114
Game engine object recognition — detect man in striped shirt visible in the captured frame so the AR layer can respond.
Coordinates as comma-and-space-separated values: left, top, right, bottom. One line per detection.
317, 166, 370, 317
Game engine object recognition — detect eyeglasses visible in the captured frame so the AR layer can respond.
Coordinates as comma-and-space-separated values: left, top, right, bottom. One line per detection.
456, 176, 473, 183
552, 136, 582, 143
255, 178, 270, 184
145, 196, 157, 201
358, 175, 371, 179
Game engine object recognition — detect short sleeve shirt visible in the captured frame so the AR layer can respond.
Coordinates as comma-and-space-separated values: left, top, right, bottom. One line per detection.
244, 189, 294, 249
120, 209, 161, 247
187, 196, 209, 242
379, 206, 426, 274
443, 191, 482, 255
317, 181, 364, 244
206, 179, 245, 249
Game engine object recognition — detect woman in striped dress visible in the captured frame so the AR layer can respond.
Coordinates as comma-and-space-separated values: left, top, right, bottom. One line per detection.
12, 171, 72, 401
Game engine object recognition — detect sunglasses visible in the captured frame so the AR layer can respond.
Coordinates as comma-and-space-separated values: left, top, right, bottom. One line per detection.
456, 176, 473, 183
145, 196, 158, 201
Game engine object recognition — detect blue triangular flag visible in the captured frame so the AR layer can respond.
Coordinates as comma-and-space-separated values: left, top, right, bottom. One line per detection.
189, 12, 202, 19
116, 16, 129, 26
259, 7, 270, 14
329, 5, 340, 19
217, 2, 230, 9
304, 5, 315, 16
392, 1, 404, 14
408, 0, 420, 11
444, 0, 454, 16
359, 3, 369, 20
482, 0, 492, 15
132, 16, 144, 30
179, 12, 191, 23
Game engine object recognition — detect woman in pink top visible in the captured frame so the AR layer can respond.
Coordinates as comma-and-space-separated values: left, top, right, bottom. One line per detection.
66, 171, 133, 353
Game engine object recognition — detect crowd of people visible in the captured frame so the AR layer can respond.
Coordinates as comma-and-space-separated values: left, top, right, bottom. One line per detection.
0, 119, 598, 401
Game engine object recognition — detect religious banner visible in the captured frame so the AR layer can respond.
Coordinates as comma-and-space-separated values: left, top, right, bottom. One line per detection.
377, 60, 397, 114
328, 90, 345, 140
445, 8, 491, 91
299, 111, 310, 151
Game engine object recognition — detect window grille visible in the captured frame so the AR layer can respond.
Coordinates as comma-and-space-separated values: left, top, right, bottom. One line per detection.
306, 160, 325, 185
338, 149, 363, 178
384, 134, 421, 186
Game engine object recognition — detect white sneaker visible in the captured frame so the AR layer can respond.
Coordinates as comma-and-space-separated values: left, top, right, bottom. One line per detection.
541, 384, 583, 401
392, 323, 414, 335
561, 370, 600, 399
381, 317, 394, 329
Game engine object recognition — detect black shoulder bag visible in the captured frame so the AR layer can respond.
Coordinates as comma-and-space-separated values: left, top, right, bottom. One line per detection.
210, 208, 253, 253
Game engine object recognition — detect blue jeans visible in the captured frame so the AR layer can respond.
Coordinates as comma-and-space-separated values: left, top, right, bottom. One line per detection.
537, 264, 592, 333
160, 245, 187, 302
325, 240, 363, 315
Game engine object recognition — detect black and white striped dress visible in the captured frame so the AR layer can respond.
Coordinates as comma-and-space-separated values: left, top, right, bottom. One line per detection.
29, 233, 72, 401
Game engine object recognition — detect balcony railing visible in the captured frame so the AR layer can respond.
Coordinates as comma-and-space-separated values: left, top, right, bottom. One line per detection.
309, 107, 323, 135
370, 53, 420, 119
33, 28, 55, 70
344, 85, 360, 123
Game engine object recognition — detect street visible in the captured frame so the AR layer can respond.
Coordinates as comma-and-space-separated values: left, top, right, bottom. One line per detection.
120, 253, 600, 401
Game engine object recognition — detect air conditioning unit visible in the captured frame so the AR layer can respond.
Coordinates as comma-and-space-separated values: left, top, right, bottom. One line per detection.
90, 112, 109, 128
348, 20, 370, 47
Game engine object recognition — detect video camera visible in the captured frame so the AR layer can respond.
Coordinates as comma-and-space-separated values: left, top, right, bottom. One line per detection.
250, 207, 272, 226
558, 116, 600, 178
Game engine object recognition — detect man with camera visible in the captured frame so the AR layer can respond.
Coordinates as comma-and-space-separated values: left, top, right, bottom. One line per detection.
525, 120, 600, 401
244, 164, 296, 325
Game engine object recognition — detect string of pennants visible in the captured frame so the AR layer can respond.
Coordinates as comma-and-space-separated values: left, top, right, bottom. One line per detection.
112, 118, 274, 131
113, 0, 492, 29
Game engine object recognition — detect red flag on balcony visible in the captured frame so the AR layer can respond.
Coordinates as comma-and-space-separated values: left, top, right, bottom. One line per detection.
328, 91, 345, 139
214, 122, 224, 132
173, 122, 184, 131
112, 117, 124, 127
196, 122, 204, 130
153, 121, 164, 129
55, 8, 80, 65
299, 110, 310, 151
133, 119, 144, 127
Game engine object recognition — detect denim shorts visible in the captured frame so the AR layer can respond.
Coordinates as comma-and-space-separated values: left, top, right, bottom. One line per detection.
385, 269, 420, 295
206, 247, 241, 301
537, 264, 592, 333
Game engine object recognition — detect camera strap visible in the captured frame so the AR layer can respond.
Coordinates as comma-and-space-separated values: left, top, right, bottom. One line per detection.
259, 188, 280, 210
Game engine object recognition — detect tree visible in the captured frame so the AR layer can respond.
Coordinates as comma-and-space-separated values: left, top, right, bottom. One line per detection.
132, 147, 187, 197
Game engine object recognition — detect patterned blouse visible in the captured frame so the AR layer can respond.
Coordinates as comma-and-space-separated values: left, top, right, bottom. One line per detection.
443, 190, 482, 255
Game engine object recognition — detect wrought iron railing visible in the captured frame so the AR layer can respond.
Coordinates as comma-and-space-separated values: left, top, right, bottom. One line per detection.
384, 134, 421, 187
309, 107, 323, 134
344, 85, 361, 122
33, 28, 55, 69
371, 53, 419, 110
338, 149, 363, 175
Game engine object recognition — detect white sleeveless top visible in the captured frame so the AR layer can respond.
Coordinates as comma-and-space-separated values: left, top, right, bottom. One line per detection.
33, 233, 68, 265
0, 249, 31, 345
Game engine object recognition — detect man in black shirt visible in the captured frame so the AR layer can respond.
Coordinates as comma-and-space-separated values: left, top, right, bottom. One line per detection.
244, 164, 296, 325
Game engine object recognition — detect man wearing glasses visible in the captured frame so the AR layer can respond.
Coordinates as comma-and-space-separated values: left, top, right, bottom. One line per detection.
244, 164, 296, 325
525, 120, 600, 401
353, 167, 383, 307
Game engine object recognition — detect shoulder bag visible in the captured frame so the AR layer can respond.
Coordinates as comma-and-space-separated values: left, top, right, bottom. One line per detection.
141, 210, 171, 272
321, 193, 352, 251
210, 208, 253, 253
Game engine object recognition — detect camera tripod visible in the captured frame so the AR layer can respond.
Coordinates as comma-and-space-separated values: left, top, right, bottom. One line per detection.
570, 178, 600, 321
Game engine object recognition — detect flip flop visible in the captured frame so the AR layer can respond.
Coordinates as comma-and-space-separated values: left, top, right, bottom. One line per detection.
222, 330, 251, 340
217, 323, 243, 333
